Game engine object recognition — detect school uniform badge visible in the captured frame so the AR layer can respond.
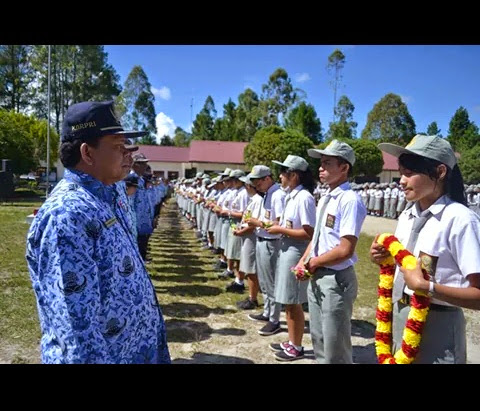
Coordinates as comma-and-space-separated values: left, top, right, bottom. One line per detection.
419, 251, 438, 278
325, 214, 336, 228
286, 220, 293, 229
265, 210, 271, 220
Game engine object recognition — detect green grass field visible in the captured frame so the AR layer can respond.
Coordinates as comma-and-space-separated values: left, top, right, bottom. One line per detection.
0, 199, 380, 363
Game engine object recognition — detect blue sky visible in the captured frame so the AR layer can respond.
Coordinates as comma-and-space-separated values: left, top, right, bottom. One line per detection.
104, 45, 480, 144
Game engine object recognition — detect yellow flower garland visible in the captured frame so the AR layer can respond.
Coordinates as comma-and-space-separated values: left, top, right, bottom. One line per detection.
375, 233, 431, 364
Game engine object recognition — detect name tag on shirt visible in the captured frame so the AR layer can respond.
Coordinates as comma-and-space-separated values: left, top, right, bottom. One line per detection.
104, 217, 118, 228
325, 214, 336, 229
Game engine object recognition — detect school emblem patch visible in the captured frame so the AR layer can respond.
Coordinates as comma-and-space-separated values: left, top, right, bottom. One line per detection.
419, 251, 438, 278
325, 213, 336, 229
265, 210, 271, 220
286, 220, 293, 229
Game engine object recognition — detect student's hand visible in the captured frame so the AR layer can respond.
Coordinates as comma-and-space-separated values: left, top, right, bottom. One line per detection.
399, 257, 430, 295
369, 235, 390, 265
265, 225, 282, 235
246, 217, 261, 228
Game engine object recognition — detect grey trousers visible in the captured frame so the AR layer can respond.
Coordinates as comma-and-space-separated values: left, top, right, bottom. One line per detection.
256, 239, 281, 324
393, 301, 466, 364
308, 265, 357, 364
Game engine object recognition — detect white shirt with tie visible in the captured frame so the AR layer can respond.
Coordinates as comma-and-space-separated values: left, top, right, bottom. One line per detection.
394, 195, 480, 306
312, 181, 367, 271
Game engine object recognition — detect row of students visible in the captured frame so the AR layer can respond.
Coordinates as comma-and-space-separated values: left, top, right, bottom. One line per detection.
175, 135, 480, 364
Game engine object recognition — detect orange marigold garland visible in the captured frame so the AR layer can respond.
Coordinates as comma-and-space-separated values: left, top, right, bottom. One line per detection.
375, 233, 431, 364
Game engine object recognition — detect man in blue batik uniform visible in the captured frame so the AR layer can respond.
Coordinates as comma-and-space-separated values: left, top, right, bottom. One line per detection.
25, 101, 170, 364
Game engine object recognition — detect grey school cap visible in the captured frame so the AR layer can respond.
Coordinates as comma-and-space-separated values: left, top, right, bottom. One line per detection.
378, 135, 457, 169
308, 139, 356, 166
239, 175, 254, 185
272, 155, 309, 171
247, 165, 272, 179
220, 167, 233, 176
228, 169, 246, 179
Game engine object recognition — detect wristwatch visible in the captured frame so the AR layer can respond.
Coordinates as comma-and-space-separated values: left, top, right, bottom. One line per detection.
427, 281, 435, 297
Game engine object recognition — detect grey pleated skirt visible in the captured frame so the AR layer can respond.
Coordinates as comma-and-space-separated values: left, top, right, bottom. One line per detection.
220, 217, 231, 250
239, 233, 256, 274
225, 218, 243, 260
214, 215, 224, 249
368, 195, 375, 210
208, 212, 218, 233
274, 237, 309, 304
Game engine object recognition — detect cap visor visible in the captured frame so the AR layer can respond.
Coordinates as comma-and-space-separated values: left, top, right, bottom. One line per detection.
271, 160, 288, 168
125, 145, 139, 152
308, 148, 335, 158
377, 143, 413, 158
115, 130, 148, 138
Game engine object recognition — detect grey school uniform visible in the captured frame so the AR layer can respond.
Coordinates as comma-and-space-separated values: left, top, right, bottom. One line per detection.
255, 183, 286, 324
239, 194, 262, 274
226, 187, 249, 260
220, 188, 236, 250
274, 186, 316, 305
308, 181, 367, 364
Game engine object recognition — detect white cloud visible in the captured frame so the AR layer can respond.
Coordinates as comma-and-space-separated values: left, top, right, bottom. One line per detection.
155, 112, 176, 144
151, 86, 171, 101
295, 73, 311, 83
400, 95, 412, 104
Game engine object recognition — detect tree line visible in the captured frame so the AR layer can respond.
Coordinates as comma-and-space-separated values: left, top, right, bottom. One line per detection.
1, 46, 479, 183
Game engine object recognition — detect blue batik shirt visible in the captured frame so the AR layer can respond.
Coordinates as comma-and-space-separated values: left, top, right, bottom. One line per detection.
131, 173, 154, 236
25, 169, 170, 364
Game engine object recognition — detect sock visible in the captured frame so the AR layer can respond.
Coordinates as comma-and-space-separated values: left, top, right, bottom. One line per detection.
290, 341, 302, 351
235, 278, 244, 285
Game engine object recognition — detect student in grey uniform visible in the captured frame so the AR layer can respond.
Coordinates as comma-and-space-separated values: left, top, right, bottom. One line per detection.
231, 176, 263, 308
266, 155, 316, 361
389, 182, 399, 219
224, 169, 248, 287
246, 165, 287, 336
396, 185, 406, 218
367, 182, 376, 215
300, 140, 367, 363
371, 135, 480, 363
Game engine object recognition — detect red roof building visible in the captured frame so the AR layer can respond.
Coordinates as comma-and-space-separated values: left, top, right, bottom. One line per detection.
135, 141, 249, 180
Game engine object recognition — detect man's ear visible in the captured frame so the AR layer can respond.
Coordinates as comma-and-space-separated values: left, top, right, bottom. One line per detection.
80, 143, 95, 166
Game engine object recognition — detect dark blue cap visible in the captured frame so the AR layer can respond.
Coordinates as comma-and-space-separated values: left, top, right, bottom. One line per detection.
61, 100, 147, 143
123, 174, 139, 187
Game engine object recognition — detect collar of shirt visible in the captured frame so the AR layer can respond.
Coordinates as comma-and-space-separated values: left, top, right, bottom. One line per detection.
407, 195, 450, 219
65, 168, 115, 205
326, 181, 351, 199
285, 184, 304, 202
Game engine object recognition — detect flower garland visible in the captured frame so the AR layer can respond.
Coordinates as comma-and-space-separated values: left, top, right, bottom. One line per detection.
375, 233, 431, 364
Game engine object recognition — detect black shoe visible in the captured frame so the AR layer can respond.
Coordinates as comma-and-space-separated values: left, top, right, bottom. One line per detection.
274, 346, 305, 361
212, 260, 227, 270
226, 281, 245, 293
218, 269, 235, 279
248, 313, 269, 322
211, 248, 221, 255
269, 341, 291, 353
258, 321, 281, 336
236, 298, 259, 310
